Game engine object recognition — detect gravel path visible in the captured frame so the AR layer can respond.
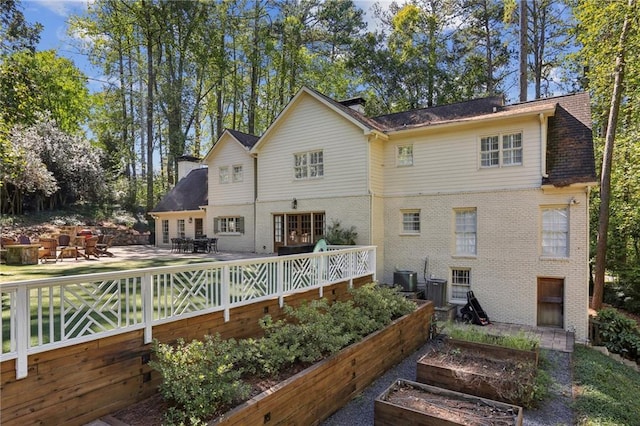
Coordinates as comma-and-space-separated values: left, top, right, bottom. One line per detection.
322, 340, 573, 426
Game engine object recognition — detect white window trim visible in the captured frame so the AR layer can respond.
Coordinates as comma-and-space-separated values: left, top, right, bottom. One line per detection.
454, 208, 477, 257
219, 166, 230, 184
400, 209, 420, 235
479, 130, 523, 168
294, 150, 324, 180
396, 144, 413, 167
232, 165, 243, 183
541, 206, 569, 259
450, 268, 471, 302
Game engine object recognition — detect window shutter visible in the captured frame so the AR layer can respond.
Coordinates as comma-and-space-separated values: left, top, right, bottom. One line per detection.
238, 217, 244, 234
214, 218, 219, 234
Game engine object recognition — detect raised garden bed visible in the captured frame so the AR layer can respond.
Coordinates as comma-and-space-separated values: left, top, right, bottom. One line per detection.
374, 379, 523, 426
416, 338, 539, 407
206, 300, 433, 425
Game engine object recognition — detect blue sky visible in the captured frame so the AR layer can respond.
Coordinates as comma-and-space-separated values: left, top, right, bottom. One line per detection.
21, 0, 387, 95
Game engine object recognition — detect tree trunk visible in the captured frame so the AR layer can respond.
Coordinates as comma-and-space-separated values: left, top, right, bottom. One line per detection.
144, 3, 155, 212
519, 0, 527, 101
592, 0, 634, 310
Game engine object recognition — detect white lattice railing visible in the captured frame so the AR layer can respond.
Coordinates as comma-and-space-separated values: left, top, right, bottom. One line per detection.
0, 246, 376, 379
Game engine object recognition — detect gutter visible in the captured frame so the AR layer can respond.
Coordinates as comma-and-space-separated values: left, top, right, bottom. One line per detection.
540, 113, 549, 178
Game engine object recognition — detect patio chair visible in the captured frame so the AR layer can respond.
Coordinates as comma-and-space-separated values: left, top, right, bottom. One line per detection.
38, 238, 58, 263
57, 234, 78, 261
18, 235, 31, 244
79, 236, 100, 260
96, 235, 114, 257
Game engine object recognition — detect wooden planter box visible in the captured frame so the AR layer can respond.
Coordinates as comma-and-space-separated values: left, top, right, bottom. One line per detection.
416, 338, 538, 407
209, 301, 433, 425
446, 338, 539, 365
374, 379, 523, 426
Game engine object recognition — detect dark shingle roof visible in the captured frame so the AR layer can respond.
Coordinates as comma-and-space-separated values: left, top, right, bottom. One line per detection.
541, 92, 597, 186
371, 96, 505, 130
227, 129, 259, 149
150, 168, 207, 212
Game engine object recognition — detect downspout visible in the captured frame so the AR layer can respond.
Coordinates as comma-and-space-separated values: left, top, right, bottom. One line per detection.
540, 113, 549, 178
253, 155, 258, 252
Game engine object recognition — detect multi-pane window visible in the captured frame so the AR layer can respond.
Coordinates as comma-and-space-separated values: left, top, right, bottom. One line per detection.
480, 136, 499, 167
480, 132, 522, 167
401, 210, 420, 234
233, 165, 243, 182
502, 133, 523, 165
215, 217, 244, 234
294, 150, 323, 179
542, 207, 568, 257
219, 166, 229, 184
455, 209, 477, 256
397, 145, 413, 166
162, 220, 169, 244
177, 219, 185, 238
451, 269, 471, 300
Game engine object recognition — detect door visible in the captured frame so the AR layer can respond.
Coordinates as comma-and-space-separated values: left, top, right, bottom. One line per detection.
537, 277, 564, 328
273, 212, 326, 251
194, 218, 204, 237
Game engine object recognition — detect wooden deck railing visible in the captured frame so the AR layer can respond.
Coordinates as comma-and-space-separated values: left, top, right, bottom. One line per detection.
0, 245, 376, 379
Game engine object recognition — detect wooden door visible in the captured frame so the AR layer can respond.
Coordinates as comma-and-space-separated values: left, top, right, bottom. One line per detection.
194, 218, 204, 237
537, 278, 564, 328
273, 215, 284, 252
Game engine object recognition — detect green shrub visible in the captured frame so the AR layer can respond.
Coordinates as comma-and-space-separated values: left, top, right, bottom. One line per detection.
349, 283, 416, 329
595, 307, 640, 360
150, 283, 417, 424
150, 335, 250, 425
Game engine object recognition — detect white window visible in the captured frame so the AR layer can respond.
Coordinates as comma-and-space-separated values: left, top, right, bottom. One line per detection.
233, 165, 243, 182
215, 216, 244, 234
294, 150, 323, 179
219, 166, 229, 184
542, 207, 568, 257
502, 133, 523, 165
480, 132, 522, 167
177, 219, 185, 238
451, 268, 471, 300
401, 210, 420, 234
455, 209, 477, 256
397, 145, 413, 166
162, 220, 169, 244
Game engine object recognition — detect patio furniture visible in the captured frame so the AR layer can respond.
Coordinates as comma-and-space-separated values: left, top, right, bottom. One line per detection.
79, 236, 100, 260
38, 238, 58, 263
192, 238, 209, 253
18, 235, 31, 244
57, 234, 79, 261
5, 244, 41, 265
208, 237, 218, 253
96, 235, 114, 257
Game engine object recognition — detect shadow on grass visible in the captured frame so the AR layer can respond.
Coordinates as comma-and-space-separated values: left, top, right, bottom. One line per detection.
0, 258, 213, 282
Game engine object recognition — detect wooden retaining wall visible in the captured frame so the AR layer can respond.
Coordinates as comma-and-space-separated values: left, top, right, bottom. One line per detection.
210, 300, 434, 425
0, 276, 372, 426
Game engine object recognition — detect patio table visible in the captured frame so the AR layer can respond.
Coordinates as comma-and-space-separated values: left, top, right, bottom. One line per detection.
5, 244, 41, 265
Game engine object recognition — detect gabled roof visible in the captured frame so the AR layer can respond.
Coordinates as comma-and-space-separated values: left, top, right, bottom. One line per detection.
150, 168, 207, 213
251, 86, 383, 152
203, 128, 259, 162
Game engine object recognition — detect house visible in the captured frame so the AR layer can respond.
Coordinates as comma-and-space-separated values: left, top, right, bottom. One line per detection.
152, 87, 596, 341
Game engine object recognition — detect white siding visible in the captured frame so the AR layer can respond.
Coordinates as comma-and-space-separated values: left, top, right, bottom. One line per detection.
383, 117, 543, 196
206, 134, 255, 206
381, 188, 590, 342
208, 204, 255, 252
256, 94, 369, 202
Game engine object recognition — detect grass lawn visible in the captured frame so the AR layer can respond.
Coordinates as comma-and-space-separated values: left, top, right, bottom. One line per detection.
0, 257, 213, 282
573, 344, 640, 425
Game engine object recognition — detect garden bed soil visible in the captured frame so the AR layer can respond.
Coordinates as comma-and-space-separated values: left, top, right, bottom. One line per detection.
416, 341, 538, 407
375, 379, 523, 426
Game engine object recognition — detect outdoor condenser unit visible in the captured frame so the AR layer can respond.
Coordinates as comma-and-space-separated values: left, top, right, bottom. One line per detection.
393, 271, 417, 292
425, 278, 447, 307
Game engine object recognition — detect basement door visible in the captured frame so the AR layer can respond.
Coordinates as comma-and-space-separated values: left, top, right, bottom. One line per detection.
537, 277, 564, 328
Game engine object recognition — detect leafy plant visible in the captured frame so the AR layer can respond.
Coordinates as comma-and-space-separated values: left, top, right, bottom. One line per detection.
594, 307, 640, 360
150, 335, 250, 425
324, 219, 358, 245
